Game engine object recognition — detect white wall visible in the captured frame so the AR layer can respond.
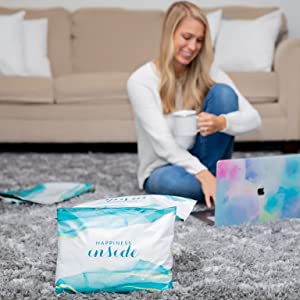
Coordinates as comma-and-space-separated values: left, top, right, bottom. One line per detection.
0, 0, 299, 37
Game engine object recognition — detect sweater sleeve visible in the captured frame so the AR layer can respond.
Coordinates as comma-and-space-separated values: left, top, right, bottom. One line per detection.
211, 66, 262, 136
127, 76, 207, 175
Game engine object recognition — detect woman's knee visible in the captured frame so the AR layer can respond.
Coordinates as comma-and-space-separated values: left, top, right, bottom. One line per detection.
205, 83, 238, 114
144, 166, 202, 200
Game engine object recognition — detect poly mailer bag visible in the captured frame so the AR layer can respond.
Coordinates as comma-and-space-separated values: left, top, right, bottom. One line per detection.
55, 207, 176, 293
76, 194, 196, 221
0, 182, 95, 204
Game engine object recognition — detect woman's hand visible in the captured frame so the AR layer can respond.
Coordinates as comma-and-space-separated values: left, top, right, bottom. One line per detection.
195, 169, 216, 208
198, 112, 226, 136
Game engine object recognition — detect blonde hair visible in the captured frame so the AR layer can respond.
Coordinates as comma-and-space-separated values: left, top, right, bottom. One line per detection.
159, 1, 215, 113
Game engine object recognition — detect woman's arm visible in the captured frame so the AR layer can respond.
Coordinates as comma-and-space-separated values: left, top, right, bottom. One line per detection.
127, 76, 207, 175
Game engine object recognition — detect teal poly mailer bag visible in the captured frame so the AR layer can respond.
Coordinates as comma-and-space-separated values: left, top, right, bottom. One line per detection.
0, 182, 95, 204
76, 194, 197, 221
55, 207, 176, 293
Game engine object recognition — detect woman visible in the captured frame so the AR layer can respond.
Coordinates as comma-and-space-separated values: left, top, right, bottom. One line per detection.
127, 1, 261, 208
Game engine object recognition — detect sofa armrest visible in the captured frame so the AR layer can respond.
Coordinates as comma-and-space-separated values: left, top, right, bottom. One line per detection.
274, 38, 300, 139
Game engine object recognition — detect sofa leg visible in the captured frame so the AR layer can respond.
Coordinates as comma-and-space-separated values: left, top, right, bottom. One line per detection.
282, 141, 299, 153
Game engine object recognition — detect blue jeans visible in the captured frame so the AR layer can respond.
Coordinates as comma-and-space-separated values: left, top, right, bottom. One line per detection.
144, 83, 239, 202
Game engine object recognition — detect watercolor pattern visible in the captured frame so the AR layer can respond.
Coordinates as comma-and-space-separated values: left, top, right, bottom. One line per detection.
215, 154, 300, 226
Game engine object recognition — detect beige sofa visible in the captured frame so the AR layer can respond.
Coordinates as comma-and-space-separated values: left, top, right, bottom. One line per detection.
0, 6, 299, 144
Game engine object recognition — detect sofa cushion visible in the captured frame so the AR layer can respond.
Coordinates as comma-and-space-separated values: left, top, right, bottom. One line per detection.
204, 6, 287, 43
0, 77, 53, 103
71, 8, 163, 73
0, 103, 135, 142
0, 7, 72, 77
54, 72, 129, 104
227, 72, 278, 104
0, 12, 26, 76
24, 18, 52, 77
215, 11, 282, 72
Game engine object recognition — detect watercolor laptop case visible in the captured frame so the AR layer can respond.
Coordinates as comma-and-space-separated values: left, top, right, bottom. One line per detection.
215, 154, 300, 226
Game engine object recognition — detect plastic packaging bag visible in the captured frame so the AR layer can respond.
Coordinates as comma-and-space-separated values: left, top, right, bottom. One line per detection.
55, 207, 176, 293
76, 194, 196, 221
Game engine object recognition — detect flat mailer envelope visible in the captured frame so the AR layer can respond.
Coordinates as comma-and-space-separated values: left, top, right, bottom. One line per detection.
0, 182, 95, 204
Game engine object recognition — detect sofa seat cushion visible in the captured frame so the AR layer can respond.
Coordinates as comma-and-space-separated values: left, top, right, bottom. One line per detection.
227, 72, 278, 104
0, 77, 53, 103
0, 103, 135, 142
54, 72, 130, 104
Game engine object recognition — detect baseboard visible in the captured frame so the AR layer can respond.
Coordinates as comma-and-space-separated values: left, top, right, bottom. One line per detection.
0, 141, 299, 153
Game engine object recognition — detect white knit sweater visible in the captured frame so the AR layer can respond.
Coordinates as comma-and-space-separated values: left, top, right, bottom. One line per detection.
127, 62, 261, 189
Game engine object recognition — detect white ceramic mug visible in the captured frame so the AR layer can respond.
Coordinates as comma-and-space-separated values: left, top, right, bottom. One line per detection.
172, 109, 198, 136
171, 110, 198, 149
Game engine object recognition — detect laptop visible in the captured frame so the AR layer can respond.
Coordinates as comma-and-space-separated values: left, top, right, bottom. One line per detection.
192, 154, 300, 226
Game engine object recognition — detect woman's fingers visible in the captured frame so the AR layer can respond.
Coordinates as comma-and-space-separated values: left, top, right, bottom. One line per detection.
195, 170, 216, 208
198, 113, 214, 135
204, 193, 213, 208
203, 190, 215, 208
198, 113, 226, 134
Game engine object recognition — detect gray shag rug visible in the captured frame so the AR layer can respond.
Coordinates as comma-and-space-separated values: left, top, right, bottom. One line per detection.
1, 151, 300, 300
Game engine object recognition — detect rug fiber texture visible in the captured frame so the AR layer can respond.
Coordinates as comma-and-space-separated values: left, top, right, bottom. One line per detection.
0, 152, 300, 300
